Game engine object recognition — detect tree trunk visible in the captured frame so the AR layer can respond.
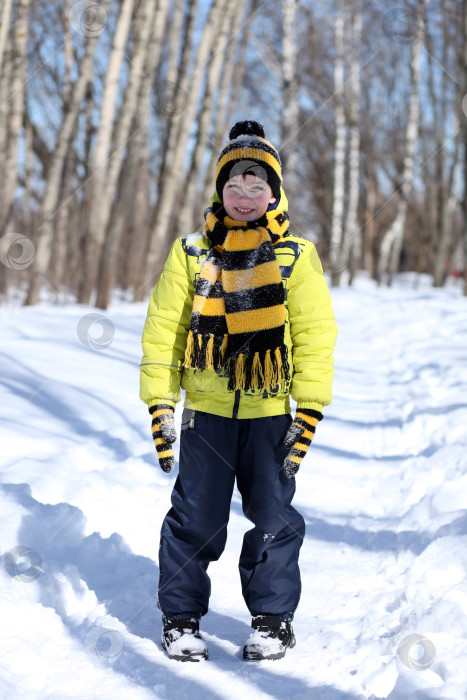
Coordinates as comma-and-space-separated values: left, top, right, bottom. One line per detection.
124, 0, 175, 298
165, 0, 185, 110
329, 0, 346, 286
0, 0, 14, 76
199, 0, 250, 210
346, 0, 362, 285
0, 10, 12, 237
25, 0, 111, 306
150, 0, 200, 215
143, 0, 226, 295
462, 0, 467, 295
344, 0, 362, 284
431, 0, 460, 287
173, 0, 235, 238
78, 0, 136, 304
1, 0, 31, 235
377, 0, 424, 285
281, 0, 299, 182
94, 0, 169, 309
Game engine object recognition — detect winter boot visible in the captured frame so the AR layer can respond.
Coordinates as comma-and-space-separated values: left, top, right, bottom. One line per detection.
243, 615, 296, 661
162, 618, 208, 661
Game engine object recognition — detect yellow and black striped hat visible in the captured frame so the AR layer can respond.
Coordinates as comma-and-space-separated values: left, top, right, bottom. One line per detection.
215, 120, 282, 201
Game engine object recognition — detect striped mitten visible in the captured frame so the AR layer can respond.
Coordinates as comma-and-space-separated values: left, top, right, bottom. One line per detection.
282, 409, 323, 478
149, 404, 177, 473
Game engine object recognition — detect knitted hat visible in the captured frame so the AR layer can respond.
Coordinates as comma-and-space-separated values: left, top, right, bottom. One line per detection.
215, 121, 282, 201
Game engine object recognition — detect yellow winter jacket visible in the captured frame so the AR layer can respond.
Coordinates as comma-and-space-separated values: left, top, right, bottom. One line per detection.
140, 230, 337, 419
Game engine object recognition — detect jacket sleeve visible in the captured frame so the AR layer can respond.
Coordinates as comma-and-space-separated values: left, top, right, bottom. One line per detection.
287, 241, 337, 413
140, 238, 194, 408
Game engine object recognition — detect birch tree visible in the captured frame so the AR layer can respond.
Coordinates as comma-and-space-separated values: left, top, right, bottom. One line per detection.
1, 0, 31, 235
200, 1, 250, 208
25, 0, 111, 305
346, 0, 362, 285
173, 0, 237, 237
377, 0, 425, 285
78, 0, 136, 303
0, 0, 14, 76
329, 0, 346, 286
463, 0, 467, 296
431, 0, 462, 287
143, 0, 228, 295
281, 0, 299, 181
93, 0, 167, 309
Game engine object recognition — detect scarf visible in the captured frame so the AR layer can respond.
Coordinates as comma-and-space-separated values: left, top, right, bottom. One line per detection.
183, 193, 291, 392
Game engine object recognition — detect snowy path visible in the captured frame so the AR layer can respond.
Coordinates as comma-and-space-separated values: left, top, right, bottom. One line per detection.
1, 277, 467, 699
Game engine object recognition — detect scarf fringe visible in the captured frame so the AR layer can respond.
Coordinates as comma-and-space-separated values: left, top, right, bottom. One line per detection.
184, 330, 228, 371
227, 344, 290, 391
184, 331, 290, 391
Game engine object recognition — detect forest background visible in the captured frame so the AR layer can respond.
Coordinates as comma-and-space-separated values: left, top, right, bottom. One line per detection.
0, 0, 466, 308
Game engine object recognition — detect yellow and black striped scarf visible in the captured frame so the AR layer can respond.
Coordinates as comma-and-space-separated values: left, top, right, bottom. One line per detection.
183, 198, 291, 392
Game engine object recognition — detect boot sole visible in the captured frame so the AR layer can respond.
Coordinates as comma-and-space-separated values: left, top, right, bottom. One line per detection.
243, 634, 296, 661
162, 640, 208, 662
165, 652, 208, 662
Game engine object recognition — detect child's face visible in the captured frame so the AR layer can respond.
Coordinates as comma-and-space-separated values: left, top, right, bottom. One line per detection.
222, 174, 276, 221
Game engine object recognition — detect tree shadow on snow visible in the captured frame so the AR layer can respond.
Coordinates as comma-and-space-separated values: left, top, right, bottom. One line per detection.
299, 506, 467, 555
0, 351, 147, 459
1, 483, 365, 700
0, 483, 223, 699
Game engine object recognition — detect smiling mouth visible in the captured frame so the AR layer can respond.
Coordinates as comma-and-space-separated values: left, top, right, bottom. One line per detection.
235, 207, 254, 213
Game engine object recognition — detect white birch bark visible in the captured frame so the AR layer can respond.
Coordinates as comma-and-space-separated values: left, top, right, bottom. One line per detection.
23, 113, 33, 231
174, 0, 236, 236
281, 0, 299, 181
1, 0, 31, 233
92, 0, 134, 188
200, 1, 249, 208
345, 0, 362, 284
432, 0, 462, 287
378, 0, 425, 285
152, 0, 199, 191
93, 0, 167, 308
132, 0, 201, 302
79, 0, 136, 303
462, 0, 467, 296
329, 0, 346, 286
124, 0, 174, 296
63, 0, 73, 107
165, 0, 185, 114
0, 20, 11, 228
25, 0, 111, 306
0, 0, 14, 76
433, 121, 461, 287
144, 0, 227, 286
124, 113, 150, 292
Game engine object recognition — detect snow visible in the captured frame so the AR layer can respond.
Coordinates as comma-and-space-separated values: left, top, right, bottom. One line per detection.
1, 274, 467, 700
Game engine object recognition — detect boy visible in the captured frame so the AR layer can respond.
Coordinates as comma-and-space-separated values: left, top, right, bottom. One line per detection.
140, 121, 337, 662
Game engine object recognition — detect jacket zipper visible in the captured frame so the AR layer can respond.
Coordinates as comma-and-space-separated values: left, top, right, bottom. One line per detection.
232, 389, 240, 419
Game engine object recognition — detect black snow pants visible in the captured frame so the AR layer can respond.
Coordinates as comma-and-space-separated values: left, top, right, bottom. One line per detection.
158, 410, 305, 619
